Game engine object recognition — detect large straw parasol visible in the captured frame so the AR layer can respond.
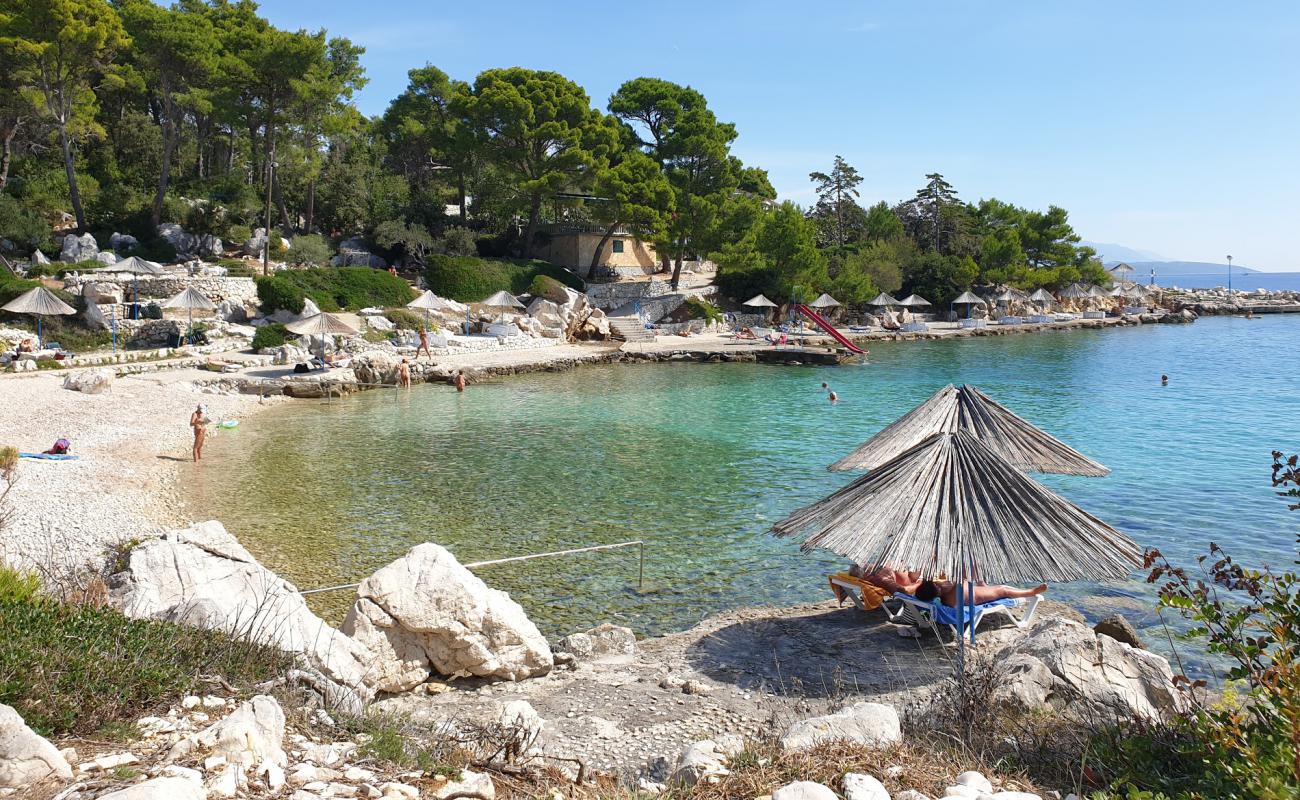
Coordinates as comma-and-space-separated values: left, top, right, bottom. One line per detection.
1086, 285, 1110, 299
867, 292, 900, 308
777, 430, 1139, 583
827, 384, 1110, 476
162, 286, 216, 345
286, 312, 360, 361
1109, 263, 1135, 282
407, 289, 443, 330
2, 286, 76, 348
898, 294, 932, 308
951, 290, 985, 319
1057, 284, 1088, 299
1029, 288, 1054, 308
808, 293, 841, 309
480, 290, 525, 324
112, 256, 165, 319
743, 294, 778, 308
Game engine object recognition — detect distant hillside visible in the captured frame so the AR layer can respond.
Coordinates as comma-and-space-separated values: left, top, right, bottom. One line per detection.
1121, 260, 1260, 276
1080, 241, 1165, 262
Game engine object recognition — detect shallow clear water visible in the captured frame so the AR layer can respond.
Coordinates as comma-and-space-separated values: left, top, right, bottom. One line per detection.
185, 316, 1299, 652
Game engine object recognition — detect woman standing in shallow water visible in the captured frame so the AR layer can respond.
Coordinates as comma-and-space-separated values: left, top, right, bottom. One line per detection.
190, 403, 209, 462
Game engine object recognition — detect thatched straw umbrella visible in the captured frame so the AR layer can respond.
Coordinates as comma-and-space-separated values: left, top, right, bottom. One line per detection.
809, 293, 841, 309
743, 294, 779, 324
286, 311, 359, 362
774, 430, 1140, 664
867, 292, 899, 309
1057, 284, 1088, 299
162, 286, 216, 345
1109, 263, 1135, 284
1029, 288, 1054, 310
407, 289, 443, 330
2, 286, 76, 348
950, 290, 985, 319
899, 294, 932, 308
112, 256, 165, 319
828, 384, 1108, 475
480, 290, 525, 324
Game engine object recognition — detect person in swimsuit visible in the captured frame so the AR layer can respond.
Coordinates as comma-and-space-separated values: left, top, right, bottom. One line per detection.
454, 370, 467, 392
417, 327, 432, 360
190, 403, 210, 462
397, 358, 412, 388
914, 579, 1047, 608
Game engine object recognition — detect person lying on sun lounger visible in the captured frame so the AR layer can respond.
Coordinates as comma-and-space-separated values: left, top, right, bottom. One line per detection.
914, 579, 1047, 608
734, 327, 759, 340
851, 565, 923, 595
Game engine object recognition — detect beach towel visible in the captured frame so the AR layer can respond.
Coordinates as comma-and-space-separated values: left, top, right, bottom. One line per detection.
828, 573, 891, 610
19, 453, 79, 461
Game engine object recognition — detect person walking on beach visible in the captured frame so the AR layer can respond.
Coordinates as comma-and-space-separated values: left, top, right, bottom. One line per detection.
190, 403, 210, 462
417, 327, 432, 360
397, 358, 412, 388
454, 369, 467, 392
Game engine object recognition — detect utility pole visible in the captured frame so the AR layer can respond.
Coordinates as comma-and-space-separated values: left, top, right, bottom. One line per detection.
1226, 255, 1233, 294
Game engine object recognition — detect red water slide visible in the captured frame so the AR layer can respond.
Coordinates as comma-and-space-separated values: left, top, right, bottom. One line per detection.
795, 304, 866, 354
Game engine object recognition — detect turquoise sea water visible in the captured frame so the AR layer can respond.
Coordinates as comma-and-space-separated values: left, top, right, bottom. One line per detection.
186, 316, 1299, 653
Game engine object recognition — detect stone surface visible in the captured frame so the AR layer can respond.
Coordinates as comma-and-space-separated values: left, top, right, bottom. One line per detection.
1094, 614, 1145, 649
108, 521, 374, 711
954, 772, 993, 794
993, 617, 1180, 722
842, 773, 891, 800
158, 223, 222, 260
352, 351, 401, 386
60, 232, 100, 263
556, 623, 637, 663
95, 776, 206, 799
62, 368, 114, 394
0, 703, 73, 788
341, 543, 553, 691
429, 768, 495, 800
773, 781, 839, 800
670, 738, 743, 786
110, 232, 139, 253
96, 251, 120, 265
894, 792, 932, 800
169, 695, 285, 769
779, 702, 901, 752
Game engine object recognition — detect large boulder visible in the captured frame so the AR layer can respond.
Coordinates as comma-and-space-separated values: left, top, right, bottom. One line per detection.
779, 702, 901, 752
773, 782, 838, 800
60, 232, 99, 263
109, 232, 139, 253
83, 281, 124, 305
1094, 614, 1145, 649
556, 623, 636, 664
993, 617, 1180, 722
352, 351, 401, 386
62, 368, 114, 394
96, 250, 120, 266
107, 521, 374, 712
0, 703, 73, 788
670, 736, 744, 786
158, 223, 221, 260
32, 249, 51, 265
341, 543, 553, 692
332, 236, 386, 268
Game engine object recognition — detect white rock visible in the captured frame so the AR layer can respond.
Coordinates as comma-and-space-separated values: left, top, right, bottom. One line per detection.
159, 764, 203, 783
82, 752, 139, 772
95, 776, 206, 799
96, 251, 120, 265
60, 232, 99, 263
205, 763, 241, 797
341, 543, 553, 691
169, 695, 286, 768
671, 738, 742, 786
62, 368, 114, 394
108, 522, 374, 711
344, 765, 376, 782
843, 773, 891, 800
779, 702, 901, 752
291, 791, 324, 800
261, 760, 286, 790
0, 703, 73, 787
181, 696, 202, 710
955, 772, 993, 794
201, 696, 226, 708
366, 315, 395, 332
942, 787, 980, 799
994, 617, 1181, 722
429, 768, 495, 800
773, 781, 839, 800
380, 782, 419, 799
990, 793, 1041, 800
894, 792, 932, 800
135, 716, 176, 737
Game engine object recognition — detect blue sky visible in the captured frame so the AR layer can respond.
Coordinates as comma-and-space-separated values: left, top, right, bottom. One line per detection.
256, 1, 1299, 271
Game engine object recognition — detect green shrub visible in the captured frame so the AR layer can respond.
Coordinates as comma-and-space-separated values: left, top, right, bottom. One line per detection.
225, 224, 251, 245
261, 267, 415, 312
423, 255, 582, 302
0, 591, 293, 736
0, 195, 51, 253
0, 444, 17, 477
287, 234, 333, 267
251, 323, 289, 350
0, 275, 40, 306
0, 565, 40, 604
383, 308, 427, 331
683, 296, 724, 324
526, 274, 568, 300
255, 275, 306, 314
437, 226, 478, 257
36, 317, 112, 353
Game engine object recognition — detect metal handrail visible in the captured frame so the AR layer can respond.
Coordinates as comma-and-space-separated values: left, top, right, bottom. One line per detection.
298, 539, 645, 596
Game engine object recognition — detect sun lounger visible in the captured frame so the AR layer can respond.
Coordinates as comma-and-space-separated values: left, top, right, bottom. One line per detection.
891, 592, 1041, 641
900, 321, 928, 332
828, 573, 895, 613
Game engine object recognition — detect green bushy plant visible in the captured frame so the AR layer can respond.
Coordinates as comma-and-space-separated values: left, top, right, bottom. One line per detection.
683, 296, 723, 324
287, 234, 333, 267
423, 255, 582, 302
263, 268, 414, 312
255, 275, 306, 314
0, 195, 51, 254
251, 323, 289, 350
382, 308, 426, 331
526, 274, 568, 300
134, 237, 177, 265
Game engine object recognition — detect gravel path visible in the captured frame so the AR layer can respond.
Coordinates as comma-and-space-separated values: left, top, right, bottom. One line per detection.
0, 370, 277, 573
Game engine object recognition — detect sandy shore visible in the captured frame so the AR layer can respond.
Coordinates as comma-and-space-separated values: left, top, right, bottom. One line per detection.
0, 369, 280, 572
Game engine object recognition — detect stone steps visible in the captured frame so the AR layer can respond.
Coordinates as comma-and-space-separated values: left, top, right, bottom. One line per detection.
607, 316, 655, 343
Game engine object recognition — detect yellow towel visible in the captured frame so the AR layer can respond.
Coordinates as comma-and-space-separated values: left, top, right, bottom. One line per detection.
828, 573, 890, 611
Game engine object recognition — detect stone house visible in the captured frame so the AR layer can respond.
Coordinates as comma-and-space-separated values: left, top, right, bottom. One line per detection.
537, 225, 659, 280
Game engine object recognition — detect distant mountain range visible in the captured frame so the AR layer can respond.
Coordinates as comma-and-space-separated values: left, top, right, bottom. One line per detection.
1079, 241, 1166, 263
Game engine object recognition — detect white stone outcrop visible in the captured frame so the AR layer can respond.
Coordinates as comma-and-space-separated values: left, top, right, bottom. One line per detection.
429, 768, 495, 800
779, 702, 901, 752
670, 736, 744, 786
993, 617, 1181, 722
342, 543, 553, 692
96, 776, 206, 799
842, 773, 890, 800
62, 368, 114, 394
556, 623, 637, 664
0, 703, 73, 788
169, 695, 286, 769
60, 232, 99, 263
108, 521, 374, 711
352, 351, 401, 386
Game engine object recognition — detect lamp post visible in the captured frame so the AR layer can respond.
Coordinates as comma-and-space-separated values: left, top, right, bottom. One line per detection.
1226, 254, 1233, 294
262, 157, 277, 277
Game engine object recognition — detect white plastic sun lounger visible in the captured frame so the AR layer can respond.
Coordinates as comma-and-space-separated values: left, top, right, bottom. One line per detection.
891, 593, 1042, 641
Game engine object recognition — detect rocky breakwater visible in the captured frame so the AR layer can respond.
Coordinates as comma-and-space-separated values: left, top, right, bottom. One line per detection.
1169, 286, 1300, 316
